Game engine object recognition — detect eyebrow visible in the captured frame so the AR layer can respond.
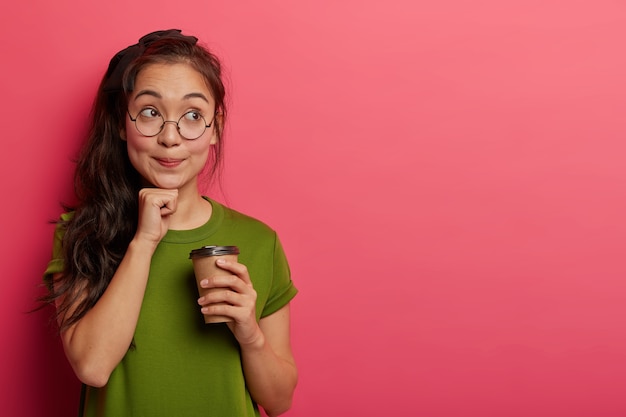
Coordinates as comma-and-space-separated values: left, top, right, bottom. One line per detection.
134, 90, 211, 103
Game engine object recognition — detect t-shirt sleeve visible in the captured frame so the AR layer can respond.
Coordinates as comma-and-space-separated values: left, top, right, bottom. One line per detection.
261, 234, 298, 318
43, 213, 70, 288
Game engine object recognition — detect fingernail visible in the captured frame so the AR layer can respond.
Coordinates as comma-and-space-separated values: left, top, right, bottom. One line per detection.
201, 279, 208, 286
198, 297, 204, 304
217, 258, 226, 265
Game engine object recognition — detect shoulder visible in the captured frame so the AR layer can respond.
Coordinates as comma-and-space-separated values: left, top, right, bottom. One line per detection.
52, 211, 75, 238
60, 211, 75, 222
211, 199, 274, 230
208, 198, 280, 243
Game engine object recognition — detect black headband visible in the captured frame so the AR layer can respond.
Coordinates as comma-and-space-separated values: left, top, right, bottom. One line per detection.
102, 29, 198, 92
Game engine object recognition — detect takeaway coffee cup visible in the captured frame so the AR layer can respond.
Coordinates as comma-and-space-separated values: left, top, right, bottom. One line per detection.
189, 245, 240, 324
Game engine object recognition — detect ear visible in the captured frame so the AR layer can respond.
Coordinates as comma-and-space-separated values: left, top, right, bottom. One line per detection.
209, 113, 223, 145
120, 127, 127, 141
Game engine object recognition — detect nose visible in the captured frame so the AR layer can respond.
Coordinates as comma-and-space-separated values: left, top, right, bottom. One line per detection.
157, 120, 182, 147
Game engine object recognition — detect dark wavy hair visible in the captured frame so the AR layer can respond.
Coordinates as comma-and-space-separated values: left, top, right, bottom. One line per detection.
41, 31, 227, 332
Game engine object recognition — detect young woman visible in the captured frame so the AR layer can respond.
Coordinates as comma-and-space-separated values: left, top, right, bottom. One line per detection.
42, 29, 298, 417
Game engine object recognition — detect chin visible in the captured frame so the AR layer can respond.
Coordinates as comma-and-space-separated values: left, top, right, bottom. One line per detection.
142, 176, 185, 190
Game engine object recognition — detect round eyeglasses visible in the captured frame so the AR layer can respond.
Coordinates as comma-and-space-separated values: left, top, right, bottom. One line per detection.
127, 108, 216, 140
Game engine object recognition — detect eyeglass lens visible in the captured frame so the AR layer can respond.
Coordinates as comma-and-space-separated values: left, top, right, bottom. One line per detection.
133, 111, 211, 140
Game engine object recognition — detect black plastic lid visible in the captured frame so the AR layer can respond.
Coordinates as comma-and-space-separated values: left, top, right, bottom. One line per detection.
189, 245, 240, 259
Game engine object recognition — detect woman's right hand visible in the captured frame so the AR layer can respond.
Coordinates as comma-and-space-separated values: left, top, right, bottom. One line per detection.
135, 188, 178, 247
59, 187, 178, 387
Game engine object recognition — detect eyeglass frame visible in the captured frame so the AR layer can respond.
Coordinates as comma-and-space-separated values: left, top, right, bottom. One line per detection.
126, 109, 218, 140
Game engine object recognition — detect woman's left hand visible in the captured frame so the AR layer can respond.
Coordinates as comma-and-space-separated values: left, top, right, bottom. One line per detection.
197, 259, 262, 346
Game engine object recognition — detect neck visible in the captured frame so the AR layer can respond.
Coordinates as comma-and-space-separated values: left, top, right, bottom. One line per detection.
166, 187, 212, 230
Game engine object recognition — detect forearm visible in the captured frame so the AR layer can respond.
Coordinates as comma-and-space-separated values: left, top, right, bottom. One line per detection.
61, 238, 155, 386
240, 328, 298, 416
199, 260, 298, 415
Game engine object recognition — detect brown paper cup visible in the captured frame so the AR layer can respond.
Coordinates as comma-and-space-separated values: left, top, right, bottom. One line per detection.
189, 246, 240, 324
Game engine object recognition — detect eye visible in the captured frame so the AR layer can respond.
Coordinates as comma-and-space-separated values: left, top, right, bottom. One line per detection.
139, 108, 161, 119
182, 110, 204, 122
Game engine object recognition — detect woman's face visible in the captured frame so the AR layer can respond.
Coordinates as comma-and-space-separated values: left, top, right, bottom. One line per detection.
123, 62, 218, 191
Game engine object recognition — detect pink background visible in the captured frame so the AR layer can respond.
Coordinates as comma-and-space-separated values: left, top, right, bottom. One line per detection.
2, 1, 626, 416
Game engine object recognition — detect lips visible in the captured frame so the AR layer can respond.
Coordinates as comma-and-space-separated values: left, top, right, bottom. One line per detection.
155, 157, 184, 168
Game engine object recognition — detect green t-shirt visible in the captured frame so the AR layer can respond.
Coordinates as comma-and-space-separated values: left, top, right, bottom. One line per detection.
44, 198, 298, 417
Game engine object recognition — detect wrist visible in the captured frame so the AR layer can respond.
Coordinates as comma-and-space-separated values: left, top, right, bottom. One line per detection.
128, 236, 159, 256
238, 327, 266, 352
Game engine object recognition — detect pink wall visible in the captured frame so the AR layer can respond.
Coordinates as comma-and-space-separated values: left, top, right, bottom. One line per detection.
2, 1, 626, 416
